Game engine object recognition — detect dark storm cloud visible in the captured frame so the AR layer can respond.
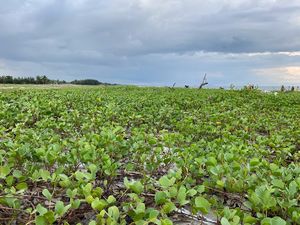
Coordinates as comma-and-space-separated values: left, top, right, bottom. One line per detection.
0, 0, 300, 85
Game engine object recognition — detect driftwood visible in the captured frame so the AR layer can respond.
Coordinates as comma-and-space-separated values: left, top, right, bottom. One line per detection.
168, 82, 176, 90
199, 74, 208, 89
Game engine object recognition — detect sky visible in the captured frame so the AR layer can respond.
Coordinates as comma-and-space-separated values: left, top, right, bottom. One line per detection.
0, 0, 300, 87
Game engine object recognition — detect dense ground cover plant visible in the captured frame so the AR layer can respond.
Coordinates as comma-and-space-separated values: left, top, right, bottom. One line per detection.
0, 86, 299, 224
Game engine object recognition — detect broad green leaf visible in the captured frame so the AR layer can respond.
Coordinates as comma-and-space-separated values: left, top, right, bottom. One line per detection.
250, 158, 260, 167
55, 201, 65, 216
88, 220, 96, 225
261, 217, 286, 225
124, 178, 144, 194
16, 182, 28, 191
36, 204, 48, 216
288, 181, 297, 197
71, 199, 81, 209
39, 169, 51, 181
271, 179, 284, 189
0, 166, 11, 179
162, 202, 176, 214
148, 209, 159, 219
54, 201, 70, 216
161, 218, 173, 225
42, 189, 52, 201
216, 180, 225, 188
195, 196, 211, 214
159, 176, 176, 188
131, 181, 144, 194
88, 164, 98, 174
187, 189, 197, 197
82, 183, 93, 196
91, 198, 107, 211
108, 206, 119, 220
107, 195, 116, 204
207, 157, 217, 166
36, 216, 47, 225
44, 211, 56, 224
221, 217, 231, 225
86, 195, 94, 204
155, 191, 167, 205
177, 186, 188, 206
135, 202, 146, 214
243, 215, 257, 223
169, 186, 177, 198
13, 170, 22, 178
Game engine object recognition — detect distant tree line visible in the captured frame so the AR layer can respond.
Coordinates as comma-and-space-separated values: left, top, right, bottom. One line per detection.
0, 75, 66, 84
70, 79, 116, 86
0, 75, 116, 86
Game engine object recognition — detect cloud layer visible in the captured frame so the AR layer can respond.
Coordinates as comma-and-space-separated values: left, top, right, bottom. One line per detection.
0, 0, 300, 85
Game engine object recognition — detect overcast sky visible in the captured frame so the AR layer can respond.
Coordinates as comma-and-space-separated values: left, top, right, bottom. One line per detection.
0, 0, 300, 86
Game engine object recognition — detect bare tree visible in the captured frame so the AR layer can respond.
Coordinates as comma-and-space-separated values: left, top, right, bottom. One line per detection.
199, 74, 208, 89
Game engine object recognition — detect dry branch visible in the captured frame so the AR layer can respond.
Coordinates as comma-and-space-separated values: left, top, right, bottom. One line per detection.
199, 73, 208, 89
